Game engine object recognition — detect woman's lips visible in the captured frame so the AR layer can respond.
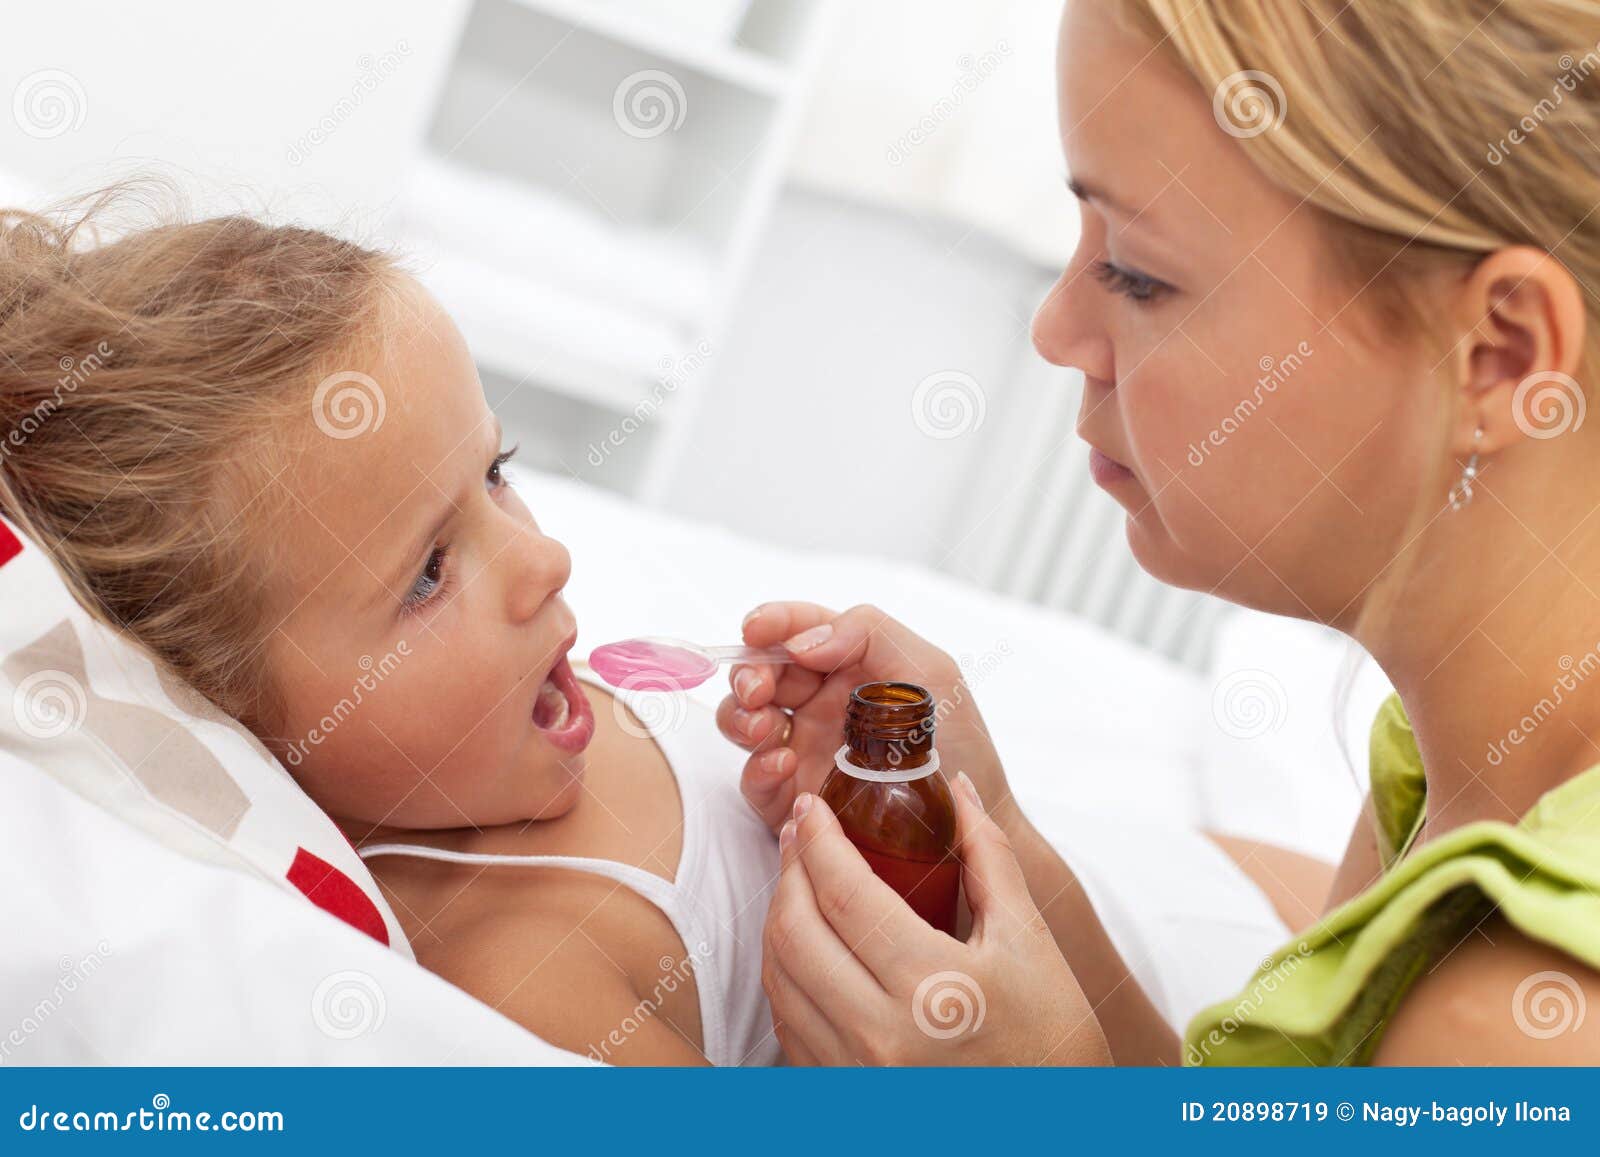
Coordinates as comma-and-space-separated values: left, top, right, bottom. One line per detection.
1088, 447, 1134, 487
532, 653, 595, 754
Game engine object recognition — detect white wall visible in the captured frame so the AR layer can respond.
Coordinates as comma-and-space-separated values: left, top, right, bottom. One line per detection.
0, 0, 466, 226
663, 185, 1059, 567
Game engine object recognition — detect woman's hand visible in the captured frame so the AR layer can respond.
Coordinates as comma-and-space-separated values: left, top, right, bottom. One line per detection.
716, 601, 1015, 834
763, 770, 1111, 1066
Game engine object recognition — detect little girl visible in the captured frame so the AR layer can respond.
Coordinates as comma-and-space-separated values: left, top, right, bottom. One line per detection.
0, 186, 780, 1065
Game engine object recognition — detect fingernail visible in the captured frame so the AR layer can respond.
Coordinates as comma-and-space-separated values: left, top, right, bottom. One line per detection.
784, 624, 832, 653
734, 668, 759, 703
779, 818, 796, 854
743, 605, 766, 630
956, 771, 982, 807
731, 707, 755, 734
793, 792, 814, 820
769, 749, 793, 776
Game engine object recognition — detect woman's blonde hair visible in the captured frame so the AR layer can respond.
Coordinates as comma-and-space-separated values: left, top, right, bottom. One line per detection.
0, 180, 402, 730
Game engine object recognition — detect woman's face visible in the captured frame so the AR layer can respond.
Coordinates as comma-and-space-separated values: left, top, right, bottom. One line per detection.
260, 275, 595, 831
1034, 0, 1445, 624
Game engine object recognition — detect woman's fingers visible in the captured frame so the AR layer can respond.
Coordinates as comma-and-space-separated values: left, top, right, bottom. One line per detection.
774, 603, 960, 687
950, 772, 1040, 941
729, 661, 824, 712
739, 748, 798, 831
788, 793, 945, 991
764, 820, 889, 1030
762, 957, 838, 1066
714, 695, 789, 752
740, 601, 837, 648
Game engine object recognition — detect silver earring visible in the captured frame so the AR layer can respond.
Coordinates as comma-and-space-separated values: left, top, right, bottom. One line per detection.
1448, 427, 1483, 511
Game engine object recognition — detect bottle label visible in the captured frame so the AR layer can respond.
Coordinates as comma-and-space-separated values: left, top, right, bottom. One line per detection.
832, 744, 940, 783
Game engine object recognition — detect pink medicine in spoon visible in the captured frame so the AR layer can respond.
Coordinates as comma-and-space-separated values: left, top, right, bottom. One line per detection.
588, 639, 717, 691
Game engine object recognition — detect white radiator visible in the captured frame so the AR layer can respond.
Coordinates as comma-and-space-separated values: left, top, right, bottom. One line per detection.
935, 351, 1227, 672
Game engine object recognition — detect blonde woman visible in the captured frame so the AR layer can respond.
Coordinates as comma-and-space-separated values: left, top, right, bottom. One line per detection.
728, 0, 1600, 1065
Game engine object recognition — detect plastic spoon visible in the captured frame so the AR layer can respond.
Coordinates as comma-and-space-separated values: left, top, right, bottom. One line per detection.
587, 636, 795, 691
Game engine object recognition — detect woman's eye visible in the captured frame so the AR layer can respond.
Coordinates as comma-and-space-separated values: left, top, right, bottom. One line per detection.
487, 442, 520, 490
404, 545, 450, 612
1090, 259, 1173, 305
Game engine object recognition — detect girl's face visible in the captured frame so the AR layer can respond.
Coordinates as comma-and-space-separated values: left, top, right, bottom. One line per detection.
1034, 0, 1446, 624
261, 275, 594, 831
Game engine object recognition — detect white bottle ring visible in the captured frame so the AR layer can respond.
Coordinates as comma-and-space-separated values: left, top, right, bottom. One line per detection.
833, 744, 940, 783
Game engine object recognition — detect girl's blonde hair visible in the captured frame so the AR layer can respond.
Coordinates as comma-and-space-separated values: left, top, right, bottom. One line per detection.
0, 181, 401, 730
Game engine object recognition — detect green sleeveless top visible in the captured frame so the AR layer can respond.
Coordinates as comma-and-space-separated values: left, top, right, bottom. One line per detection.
1183, 692, 1600, 1065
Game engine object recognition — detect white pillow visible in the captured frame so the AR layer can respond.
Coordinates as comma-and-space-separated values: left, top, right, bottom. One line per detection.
0, 513, 592, 1063
0, 513, 408, 954
1192, 607, 1394, 862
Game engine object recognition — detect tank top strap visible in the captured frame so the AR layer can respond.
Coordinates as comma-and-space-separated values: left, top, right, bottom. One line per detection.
357, 843, 685, 917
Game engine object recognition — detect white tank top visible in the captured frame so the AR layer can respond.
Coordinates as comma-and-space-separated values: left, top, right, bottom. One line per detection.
359, 663, 782, 1067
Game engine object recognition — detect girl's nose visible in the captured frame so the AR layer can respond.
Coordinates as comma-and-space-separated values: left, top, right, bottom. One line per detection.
505, 526, 572, 624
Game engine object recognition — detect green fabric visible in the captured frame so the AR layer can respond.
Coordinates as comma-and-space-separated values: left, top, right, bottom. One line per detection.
1182, 692, 1600, 1066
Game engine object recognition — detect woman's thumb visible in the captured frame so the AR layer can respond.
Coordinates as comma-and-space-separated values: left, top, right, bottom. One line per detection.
951, 771, 1035, 935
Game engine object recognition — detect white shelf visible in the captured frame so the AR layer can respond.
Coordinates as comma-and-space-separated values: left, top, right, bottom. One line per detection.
396, 0, 837, 499
414, 243, 690, 415
509, 0, 791, 97
399, 154, 718, 327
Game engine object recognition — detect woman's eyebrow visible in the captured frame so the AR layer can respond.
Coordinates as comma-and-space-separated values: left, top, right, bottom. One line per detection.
1068, 175, 1148, 222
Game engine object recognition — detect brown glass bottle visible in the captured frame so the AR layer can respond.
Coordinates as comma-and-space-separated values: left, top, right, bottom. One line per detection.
818, 681, 960, 936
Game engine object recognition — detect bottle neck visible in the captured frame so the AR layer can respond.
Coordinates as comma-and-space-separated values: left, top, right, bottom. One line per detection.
842, 681, 936, 774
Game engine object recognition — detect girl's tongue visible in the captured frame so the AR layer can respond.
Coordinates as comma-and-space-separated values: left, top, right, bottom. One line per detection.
531, 654, 595, 754
533, 677, 569, 730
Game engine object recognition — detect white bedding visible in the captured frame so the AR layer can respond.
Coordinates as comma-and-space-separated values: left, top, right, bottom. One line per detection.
529, 466, 1395, 1030
3, 466, 1395, 1060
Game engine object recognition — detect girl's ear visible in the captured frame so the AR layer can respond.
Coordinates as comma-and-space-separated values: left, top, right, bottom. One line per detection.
1449, 245, 1587, 456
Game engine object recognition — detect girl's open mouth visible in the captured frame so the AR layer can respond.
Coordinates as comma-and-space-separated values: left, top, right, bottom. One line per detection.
532, 652, 595, 754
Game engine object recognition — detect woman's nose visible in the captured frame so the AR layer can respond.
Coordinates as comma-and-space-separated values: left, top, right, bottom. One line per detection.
1031, 268, 1114, 382
504, 525, 572, 625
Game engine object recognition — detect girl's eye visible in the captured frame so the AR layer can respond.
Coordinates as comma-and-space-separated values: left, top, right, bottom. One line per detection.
403, 545, 451, 614
487, 442, 519, 490
1090, 259, 1173, 305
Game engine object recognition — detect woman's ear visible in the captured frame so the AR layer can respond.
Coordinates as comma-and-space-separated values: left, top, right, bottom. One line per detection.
1450, 245, 1587, 455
